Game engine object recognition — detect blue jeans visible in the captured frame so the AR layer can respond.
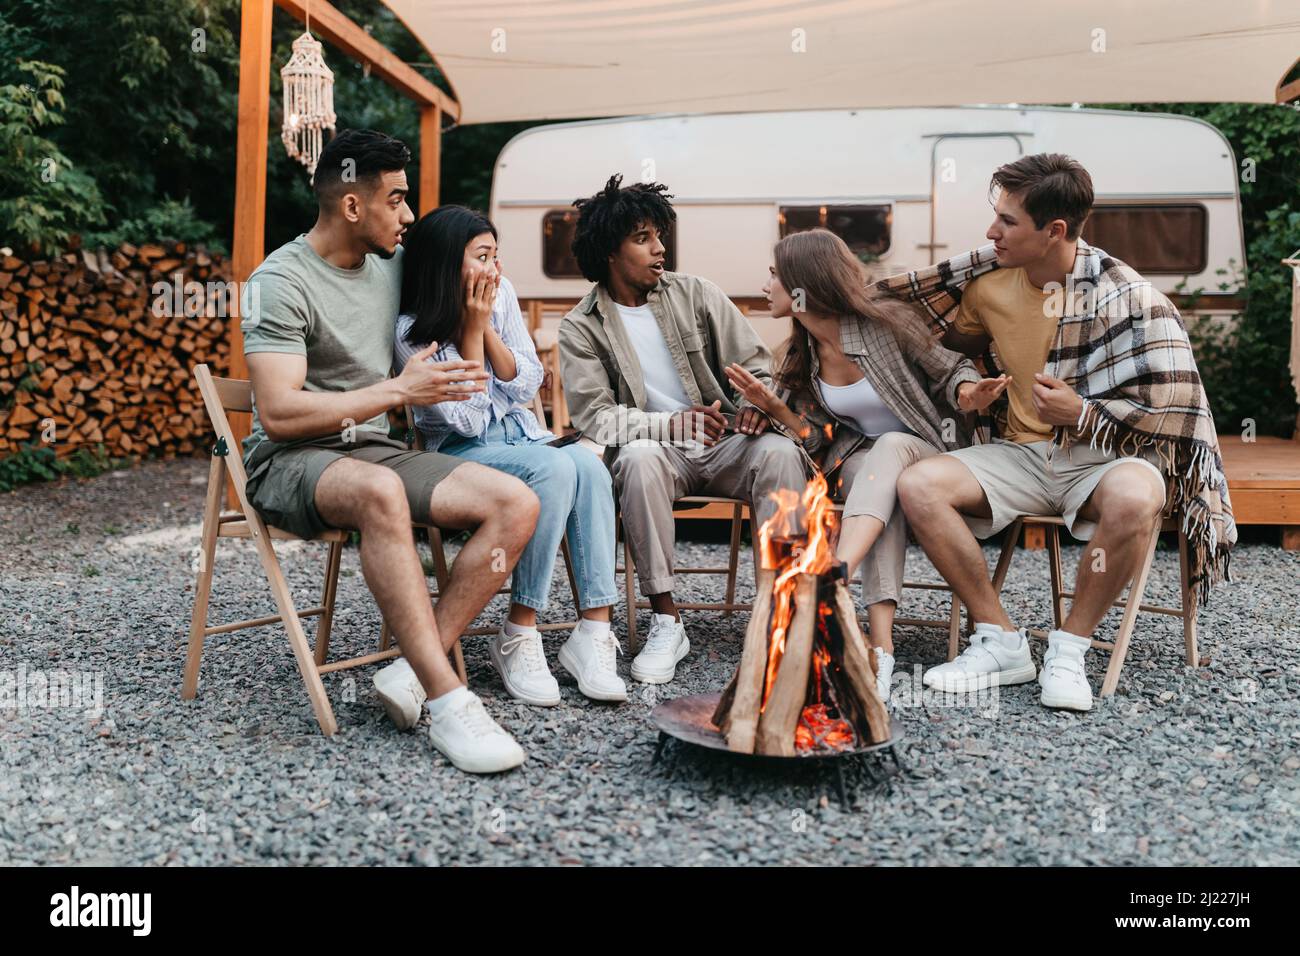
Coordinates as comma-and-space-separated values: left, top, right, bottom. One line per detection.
441, 418, 618, 612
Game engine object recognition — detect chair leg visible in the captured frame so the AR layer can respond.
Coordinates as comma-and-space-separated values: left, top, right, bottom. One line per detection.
1099, 520, 1161, 698
990, 518, 1022, 595
622, 524, 639, 655
452, 639, 468, 684
551, 351, 569, 431
379, 618, 392, 652
560, 535, 581, 621
723, 503, 743, 617
428, 526, 451, 594
1045, 523, 1065, 630
314, 539, 343, 666
183, 455, 224, 700
946, 593, 962, 661
250, 532, 339, 735
1178, 527, 1200, 666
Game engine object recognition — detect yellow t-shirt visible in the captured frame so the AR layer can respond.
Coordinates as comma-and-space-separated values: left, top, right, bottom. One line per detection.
953, 268, 1060, 444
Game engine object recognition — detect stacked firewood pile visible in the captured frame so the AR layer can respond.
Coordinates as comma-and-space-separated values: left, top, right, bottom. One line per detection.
0, 243, 233, 459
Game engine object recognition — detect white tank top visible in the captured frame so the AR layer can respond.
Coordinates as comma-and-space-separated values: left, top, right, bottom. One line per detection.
817, 375, 912, 439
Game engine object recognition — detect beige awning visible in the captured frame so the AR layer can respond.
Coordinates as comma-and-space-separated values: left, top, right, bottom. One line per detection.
382, 0, 1300, 124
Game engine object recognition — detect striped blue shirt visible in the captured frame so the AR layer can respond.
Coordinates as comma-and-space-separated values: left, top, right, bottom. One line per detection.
393, 275, 550, 450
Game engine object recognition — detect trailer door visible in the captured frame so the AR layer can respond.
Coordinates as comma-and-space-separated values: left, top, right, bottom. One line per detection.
927, 134, 1026, 265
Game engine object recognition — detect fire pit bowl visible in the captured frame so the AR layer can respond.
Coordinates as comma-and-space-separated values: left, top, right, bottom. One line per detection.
650, 692, 908, 808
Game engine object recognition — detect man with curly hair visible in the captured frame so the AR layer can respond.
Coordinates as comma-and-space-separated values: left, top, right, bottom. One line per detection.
559, 174, 807, 685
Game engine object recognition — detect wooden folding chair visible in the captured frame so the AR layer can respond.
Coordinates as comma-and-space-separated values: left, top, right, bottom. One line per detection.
948, 511, 1198, 697
394, 391, 582, 653
184, 364, 399, 736
617, 496, 753, 654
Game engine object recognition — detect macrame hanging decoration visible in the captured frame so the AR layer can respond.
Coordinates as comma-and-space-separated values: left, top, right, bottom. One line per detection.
280, 29, 336, 180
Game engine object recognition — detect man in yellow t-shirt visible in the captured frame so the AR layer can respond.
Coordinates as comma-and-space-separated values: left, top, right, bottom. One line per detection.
896, 153, 1168, 714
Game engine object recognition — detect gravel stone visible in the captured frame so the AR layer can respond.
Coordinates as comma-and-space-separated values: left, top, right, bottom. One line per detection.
1, 457, 1298, 864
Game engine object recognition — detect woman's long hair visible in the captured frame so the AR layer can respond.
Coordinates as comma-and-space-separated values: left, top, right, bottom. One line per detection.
771, 229, 929, 393
400, 205, 498, 348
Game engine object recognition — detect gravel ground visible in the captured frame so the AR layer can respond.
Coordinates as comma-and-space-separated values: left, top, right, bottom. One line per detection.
1, 457, 1298, 866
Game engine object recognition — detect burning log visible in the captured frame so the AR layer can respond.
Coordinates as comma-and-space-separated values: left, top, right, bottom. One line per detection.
755, 573, 818, 757
712, 472, 891, 756
713, 566, 774, 752
828, 578, 891, 745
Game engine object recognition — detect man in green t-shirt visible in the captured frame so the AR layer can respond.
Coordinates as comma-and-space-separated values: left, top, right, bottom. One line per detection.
241, 129, 536, 773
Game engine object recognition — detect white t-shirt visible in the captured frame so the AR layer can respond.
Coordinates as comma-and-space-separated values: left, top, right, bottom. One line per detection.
818, 375, 912, 439
615, 302, 692, 413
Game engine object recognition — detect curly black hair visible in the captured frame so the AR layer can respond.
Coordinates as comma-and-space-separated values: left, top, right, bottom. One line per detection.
570, 174, 676, 284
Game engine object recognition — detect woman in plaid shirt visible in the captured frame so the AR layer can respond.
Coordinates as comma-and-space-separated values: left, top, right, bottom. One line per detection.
395, 206, 625, 709
724, 229, 1007, 701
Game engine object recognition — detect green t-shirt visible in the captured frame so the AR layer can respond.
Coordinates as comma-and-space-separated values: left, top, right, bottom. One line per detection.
240, 235, 403, 457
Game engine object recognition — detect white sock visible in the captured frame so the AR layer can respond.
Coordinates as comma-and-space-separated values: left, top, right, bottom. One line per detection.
503, 618, 537, 638
1048, 628, 1090, 650
576, 617, 612, 637
426, 685, 471, 717
652, 612, 680, 627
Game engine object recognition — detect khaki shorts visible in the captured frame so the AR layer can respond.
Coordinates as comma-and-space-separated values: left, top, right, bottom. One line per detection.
243, 433, 464, 540
943, 438, 1166, 541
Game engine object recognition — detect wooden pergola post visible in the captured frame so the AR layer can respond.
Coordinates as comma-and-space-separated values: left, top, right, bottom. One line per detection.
228, 0, 274, 443
226, 0, 456, 493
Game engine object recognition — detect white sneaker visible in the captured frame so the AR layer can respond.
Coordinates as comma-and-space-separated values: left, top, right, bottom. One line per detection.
1039, 631, 1094, 711
559, 624, 628, 701
489, 625, 561, 706
373, 656, 426, 730
426, 688, 526, 774
631, 614, 690, 684
923, 623, 1037, 693
873, 647, 895, 707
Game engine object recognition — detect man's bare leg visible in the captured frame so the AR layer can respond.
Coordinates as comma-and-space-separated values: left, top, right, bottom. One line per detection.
424, 462, 539, 650
1060, 464, 1165, 637
314, 458, 464, 699
897, 457, 1014, 630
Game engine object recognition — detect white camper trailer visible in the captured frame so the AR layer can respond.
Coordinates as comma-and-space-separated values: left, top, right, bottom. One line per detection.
488, 106, 1246, 352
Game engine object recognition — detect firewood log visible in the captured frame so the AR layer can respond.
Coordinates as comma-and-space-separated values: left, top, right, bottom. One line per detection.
829, 580, 891, 744
716, 566, 775, 752
755, 573, 818, 757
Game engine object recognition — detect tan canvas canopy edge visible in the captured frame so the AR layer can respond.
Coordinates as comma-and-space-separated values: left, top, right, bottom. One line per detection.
380, 0, 1300, 125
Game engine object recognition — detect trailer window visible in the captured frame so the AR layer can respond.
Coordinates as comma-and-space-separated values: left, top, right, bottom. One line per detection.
1084, 204, 1208, 274
779, 204, 891, 262
543, 209, 676, 278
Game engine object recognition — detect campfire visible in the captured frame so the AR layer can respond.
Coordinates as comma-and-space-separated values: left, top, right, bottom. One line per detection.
712, 473, 891, 756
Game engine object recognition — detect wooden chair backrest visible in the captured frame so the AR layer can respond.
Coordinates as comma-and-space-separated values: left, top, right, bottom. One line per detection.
192, 363, 254, 504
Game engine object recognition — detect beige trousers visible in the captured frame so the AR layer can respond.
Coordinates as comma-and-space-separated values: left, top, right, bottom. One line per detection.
611, 432, 808, 595
836, 431, 940, 606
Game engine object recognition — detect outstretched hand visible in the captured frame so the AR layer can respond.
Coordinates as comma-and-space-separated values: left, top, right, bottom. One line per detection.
956, 375, 1011, 413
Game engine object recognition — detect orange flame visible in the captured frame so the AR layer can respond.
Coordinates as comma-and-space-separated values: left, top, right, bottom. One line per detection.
758, 471, 839, 711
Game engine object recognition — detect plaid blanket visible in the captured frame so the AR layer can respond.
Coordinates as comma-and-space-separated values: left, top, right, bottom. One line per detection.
876, 241, 1235, 604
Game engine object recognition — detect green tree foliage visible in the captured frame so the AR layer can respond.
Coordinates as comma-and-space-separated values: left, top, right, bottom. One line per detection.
0, 59, 106, 252
1, 0, 241, 252
1099, 103, 1300, 436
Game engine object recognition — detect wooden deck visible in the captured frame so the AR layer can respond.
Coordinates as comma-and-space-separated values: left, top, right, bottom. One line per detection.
1218, 434, 1300, 548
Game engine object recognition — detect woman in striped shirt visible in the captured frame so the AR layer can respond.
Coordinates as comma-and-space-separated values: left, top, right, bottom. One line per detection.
394, 206, 624, 707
